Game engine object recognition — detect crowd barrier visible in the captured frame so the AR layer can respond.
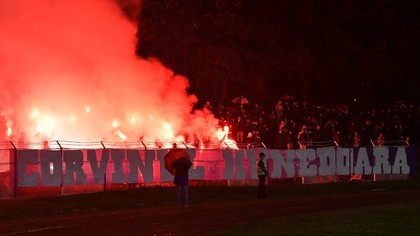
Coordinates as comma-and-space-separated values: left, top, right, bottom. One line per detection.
0, 145, 416, 198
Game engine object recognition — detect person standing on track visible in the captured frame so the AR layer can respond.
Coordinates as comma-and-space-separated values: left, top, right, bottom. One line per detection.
256, 152, 268, 198
172, 153, 192, 207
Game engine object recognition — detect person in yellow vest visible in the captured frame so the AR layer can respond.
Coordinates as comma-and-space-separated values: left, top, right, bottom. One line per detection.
256, 152, 268, 198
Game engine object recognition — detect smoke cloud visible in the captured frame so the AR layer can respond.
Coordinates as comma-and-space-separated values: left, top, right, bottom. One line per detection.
0, 0, 219, 147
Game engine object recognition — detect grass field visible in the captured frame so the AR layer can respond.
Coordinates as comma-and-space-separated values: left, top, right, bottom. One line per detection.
206, 202, 420, 235
1, 179, 420, 235
205, 180, 420, 235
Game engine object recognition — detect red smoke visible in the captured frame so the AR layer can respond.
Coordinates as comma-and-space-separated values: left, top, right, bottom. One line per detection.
0, 0, 219, 148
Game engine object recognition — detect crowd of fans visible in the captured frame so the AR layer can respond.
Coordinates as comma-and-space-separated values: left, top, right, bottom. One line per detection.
206, 99, 420, 149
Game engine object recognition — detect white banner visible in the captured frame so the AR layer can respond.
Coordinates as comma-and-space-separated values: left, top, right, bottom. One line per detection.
10, 147, 415, 187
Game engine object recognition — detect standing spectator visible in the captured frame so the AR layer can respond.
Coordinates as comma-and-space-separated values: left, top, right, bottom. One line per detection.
43, 140, 50, 149
250, 103, 263, 121
286, 129, 294, 150
312, 124, 322, 144
256, 116, 269, 144
297, 125, 308, 149
333, 130, 341, 147
275, 100, 284, 125
245, 131, 254, 148
377, 133, 385, 147
353, 131, 361, 148
361, 119, 374, 146
275, 120, 288, 149
244, 117, 253, 141
256, 152, 268, 199
266, 110, 278, 147
233, 116, 245, 143
171, 154, 192, 207
287, 120, 298, 149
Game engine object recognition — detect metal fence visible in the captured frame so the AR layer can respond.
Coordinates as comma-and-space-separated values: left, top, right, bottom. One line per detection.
0, 141, 415, 199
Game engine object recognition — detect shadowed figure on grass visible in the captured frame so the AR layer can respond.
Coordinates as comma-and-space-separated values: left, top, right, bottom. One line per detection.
171, 155, 192, 207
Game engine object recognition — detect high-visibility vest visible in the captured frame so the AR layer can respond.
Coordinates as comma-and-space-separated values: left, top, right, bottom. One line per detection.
256, 159, 267, 176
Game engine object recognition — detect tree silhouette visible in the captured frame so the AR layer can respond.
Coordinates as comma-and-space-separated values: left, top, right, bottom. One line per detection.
137, 0, 420, 108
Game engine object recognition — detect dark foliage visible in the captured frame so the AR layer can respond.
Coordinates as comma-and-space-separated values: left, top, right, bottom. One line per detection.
137, 0, 420, 108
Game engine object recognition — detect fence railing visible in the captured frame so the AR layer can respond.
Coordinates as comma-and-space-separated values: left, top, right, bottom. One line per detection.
0, 144, 415, 199
3, 138, 410, 151
370, 139, 410, 147
0, 140, 251, 150
297, 139, 410, 149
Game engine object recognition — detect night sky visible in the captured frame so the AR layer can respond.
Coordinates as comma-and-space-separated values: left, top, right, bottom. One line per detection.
136, 0, 420, 109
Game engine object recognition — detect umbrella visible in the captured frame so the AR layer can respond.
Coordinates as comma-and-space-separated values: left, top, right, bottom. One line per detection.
232, 96, 249, 104
232, 96, 249, 110
164, 148, 190, 175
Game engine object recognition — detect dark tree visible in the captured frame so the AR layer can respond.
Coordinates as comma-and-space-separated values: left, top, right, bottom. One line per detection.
137, 0, 420, 108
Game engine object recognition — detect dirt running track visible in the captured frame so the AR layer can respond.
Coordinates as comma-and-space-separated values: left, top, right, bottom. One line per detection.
0, 190, 419, 236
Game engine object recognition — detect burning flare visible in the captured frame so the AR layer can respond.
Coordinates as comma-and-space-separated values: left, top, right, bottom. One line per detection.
0, 0, 222, 148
